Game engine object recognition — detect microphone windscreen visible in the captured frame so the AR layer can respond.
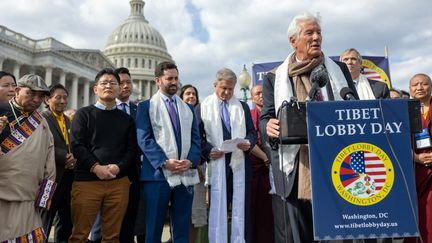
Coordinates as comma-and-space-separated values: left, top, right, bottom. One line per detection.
340, 87, 356, 100
310, 64, 329, 88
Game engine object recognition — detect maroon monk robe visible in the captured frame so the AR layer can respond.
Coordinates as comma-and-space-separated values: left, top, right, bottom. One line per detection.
407, 100, 432, 243
249, 107, 275, 243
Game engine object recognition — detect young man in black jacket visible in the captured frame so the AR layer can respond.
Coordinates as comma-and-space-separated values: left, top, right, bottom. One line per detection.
69, 68, 138, 243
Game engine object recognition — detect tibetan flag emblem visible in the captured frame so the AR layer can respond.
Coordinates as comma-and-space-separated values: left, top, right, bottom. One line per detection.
332, 143, 394, 206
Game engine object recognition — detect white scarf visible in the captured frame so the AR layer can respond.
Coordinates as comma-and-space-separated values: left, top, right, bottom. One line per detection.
201, 93, 246, 243
149, 91, 199, 187
275, 53, 349, 177
356, 74, 376, 100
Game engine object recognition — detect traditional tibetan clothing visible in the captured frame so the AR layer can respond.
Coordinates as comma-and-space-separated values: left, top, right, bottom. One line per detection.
0, 101, 56, 242
249, 107, 275, 243
410, 100, 432, 243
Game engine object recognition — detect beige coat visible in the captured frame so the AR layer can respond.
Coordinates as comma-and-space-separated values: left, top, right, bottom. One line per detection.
0, 116, 56, 241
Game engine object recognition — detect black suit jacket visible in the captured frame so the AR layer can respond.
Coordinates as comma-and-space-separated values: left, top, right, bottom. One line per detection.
125, 101, 141, 182
129, 101, 138, 120
260, 60, 357, 198
368, 79, 390, 99
41, 110, 73, 183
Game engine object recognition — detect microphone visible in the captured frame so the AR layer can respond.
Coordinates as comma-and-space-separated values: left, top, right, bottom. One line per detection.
340, 87, 357, 100
308, 64, 329, 100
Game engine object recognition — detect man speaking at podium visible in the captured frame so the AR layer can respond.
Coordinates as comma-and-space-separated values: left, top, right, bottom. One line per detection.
260, 12, 357, 242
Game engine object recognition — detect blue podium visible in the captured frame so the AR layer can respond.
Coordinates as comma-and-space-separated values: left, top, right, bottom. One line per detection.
307, 99, 419, 240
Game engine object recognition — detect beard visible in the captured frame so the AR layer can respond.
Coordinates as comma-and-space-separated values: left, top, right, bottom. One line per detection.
163, 84, 178, 96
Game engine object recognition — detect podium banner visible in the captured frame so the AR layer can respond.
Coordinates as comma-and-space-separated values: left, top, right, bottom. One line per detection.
307, 99, 419, 240
252, 61, 282, 85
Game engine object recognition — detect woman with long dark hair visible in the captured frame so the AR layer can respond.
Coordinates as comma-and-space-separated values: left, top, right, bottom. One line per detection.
180, 84, 207, 243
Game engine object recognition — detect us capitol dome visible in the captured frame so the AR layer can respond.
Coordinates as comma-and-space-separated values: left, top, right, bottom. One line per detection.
104, 0, 173, 100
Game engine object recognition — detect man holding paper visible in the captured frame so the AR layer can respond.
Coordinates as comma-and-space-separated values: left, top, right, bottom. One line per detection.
136, 61, 201, 243
196, 67, 257, 243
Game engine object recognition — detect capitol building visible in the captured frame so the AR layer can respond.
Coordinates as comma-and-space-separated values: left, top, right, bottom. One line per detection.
104, 0, 172, 101
0, 0, 172, 109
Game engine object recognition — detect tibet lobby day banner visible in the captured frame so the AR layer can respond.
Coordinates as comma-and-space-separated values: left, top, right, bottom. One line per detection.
307, 99, 419, 240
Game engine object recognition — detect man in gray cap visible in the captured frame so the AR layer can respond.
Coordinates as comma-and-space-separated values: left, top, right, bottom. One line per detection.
0, 74, 56, 242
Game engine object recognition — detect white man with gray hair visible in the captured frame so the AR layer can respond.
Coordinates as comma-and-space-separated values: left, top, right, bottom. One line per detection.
340, 48, 390, 100
196, 68, 257, 243
260, 12, 358, 242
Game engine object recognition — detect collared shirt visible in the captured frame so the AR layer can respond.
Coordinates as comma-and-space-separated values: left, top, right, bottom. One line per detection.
353, 76, 360, 87
159, 92, 178, 113
218, 99, 229, 114
52, 111, 69, 146
94, 101, 117, 110
320, 83, 330, 101
116, 98, 130, 115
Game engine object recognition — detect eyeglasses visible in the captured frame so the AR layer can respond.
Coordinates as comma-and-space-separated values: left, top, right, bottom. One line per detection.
98, 81, 118, 87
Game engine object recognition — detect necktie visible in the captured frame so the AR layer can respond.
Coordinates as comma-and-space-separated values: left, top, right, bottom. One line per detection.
221, 101, 231, 131
167, 98, 178, 131
121, 103, 127, 113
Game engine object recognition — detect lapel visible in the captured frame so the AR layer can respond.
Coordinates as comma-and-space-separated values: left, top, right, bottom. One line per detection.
368, 80, 381, 99
130, 102, 137, 121
64, 113, 71, 139
45, 110, 66, 144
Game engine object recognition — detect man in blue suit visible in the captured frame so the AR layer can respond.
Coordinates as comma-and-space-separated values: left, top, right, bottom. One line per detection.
136, 61, 201, 243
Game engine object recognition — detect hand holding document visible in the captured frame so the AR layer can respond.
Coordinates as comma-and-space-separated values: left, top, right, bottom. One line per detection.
219, 138, 250, 153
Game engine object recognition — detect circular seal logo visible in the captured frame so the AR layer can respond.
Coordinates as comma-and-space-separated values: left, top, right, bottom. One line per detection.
331, 142, 394, 206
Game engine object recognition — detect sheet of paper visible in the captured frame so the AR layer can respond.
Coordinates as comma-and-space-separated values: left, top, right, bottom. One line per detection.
219, 138, 249, 153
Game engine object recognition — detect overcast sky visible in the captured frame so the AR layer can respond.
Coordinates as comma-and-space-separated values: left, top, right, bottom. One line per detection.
0, 0, 431, 98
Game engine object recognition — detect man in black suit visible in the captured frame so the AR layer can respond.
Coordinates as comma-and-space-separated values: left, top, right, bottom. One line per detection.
260, 12, 358, 243
340, 48, 390, 100
115, 67, 141, 243
41, 83, 75, 243
116, 67, 138, 118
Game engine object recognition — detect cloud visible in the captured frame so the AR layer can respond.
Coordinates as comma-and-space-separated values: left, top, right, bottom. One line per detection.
392, 57, 432, 90
0, 0, 431, 98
